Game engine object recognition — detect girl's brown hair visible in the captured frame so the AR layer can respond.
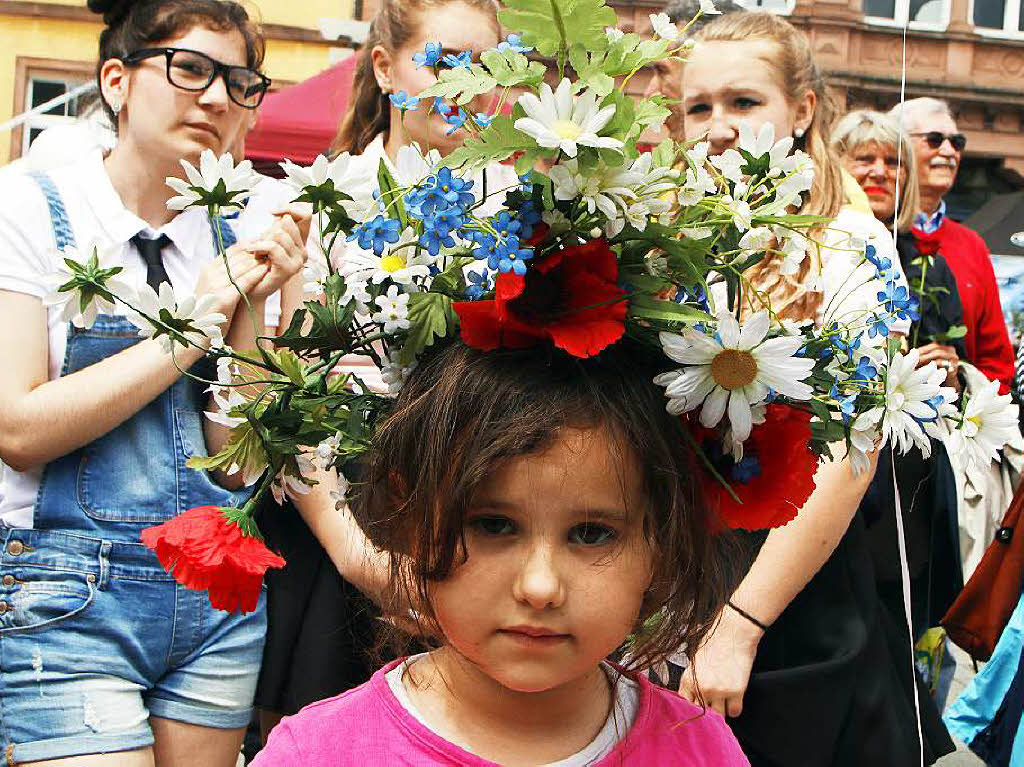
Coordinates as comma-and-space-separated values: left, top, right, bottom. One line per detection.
332, 0, 500, 156
692, 12, 844, 321
89, 0, 265, 128
351, 339, 737, 671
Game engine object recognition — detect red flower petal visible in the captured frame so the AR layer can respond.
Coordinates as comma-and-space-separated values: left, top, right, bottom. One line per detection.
141, 505, 285, 614
452, 238, 628, 359
699, 405, 818, 531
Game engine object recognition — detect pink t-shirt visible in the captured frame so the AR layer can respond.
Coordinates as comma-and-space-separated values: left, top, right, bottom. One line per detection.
253, 659, 750, 766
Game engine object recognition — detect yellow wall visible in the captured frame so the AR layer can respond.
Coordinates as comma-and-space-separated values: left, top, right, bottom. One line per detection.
0, 0, 355, 165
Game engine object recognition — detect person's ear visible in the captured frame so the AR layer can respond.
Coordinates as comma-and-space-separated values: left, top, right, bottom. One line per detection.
371, 44, 394, 95
99, 57, 130, 119
793, 88, 817, 138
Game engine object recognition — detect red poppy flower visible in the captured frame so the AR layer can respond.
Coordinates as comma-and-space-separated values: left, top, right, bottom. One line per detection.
141, 505, 285, 613
453, 238, 628, 358
695, 405, 818, 531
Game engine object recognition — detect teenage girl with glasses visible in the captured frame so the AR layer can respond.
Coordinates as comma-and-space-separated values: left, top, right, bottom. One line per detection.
0, 0, 307, 764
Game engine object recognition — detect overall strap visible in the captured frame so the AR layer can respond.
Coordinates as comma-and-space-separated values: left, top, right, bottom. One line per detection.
27, 170, 77, 251
212, 214, 237, 250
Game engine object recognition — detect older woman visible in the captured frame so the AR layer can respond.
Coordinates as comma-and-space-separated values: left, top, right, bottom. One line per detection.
833, 110, 966, 661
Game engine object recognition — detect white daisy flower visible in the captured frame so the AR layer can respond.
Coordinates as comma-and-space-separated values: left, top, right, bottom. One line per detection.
880, 349, 955, 456
700, 0, 721, 13
124, 281, 227, 353
772, 227, 809, 275
606, 27, 625, 42
947, 379, 1022, 476
341, 278, 373, 314
514, 79, 623, 158
42, 241, 133, 329
314, 433, 342, 471
738, 122, 794, 171
341, 228, 431, 286
271, 454, 316, 505
381, 350, 413, 395
709, 149, 745, 183
719, 195, 752, 232
166, 149, 259, 213
205, 385, 246, 428
649, 12, 680, 40
738, 226, 773, 256
847, 406, 883, 475
372, 285, 411, 333
655, 311, 815, 442
280, 154, 344, 191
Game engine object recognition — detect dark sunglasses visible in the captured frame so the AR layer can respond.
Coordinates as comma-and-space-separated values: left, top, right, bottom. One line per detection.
911, 131, 967, 152
122, 47, 271, 109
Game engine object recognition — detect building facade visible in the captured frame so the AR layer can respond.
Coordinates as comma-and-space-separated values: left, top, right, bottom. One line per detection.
0, 0, 361, 166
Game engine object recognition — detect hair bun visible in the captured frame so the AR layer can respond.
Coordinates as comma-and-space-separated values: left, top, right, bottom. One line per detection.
87, 0, 139, 26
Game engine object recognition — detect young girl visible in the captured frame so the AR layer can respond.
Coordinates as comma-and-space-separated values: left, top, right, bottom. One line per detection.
255, 0, 520, 733
0, 0, 305, 763
255, 339, 749, 765
676, 12, 955, 766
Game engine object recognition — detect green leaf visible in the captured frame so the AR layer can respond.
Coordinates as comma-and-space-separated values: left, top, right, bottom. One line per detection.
498, 0, 617, 59
418, 64, 497, 106
402, 292, 454, 364
443, 115, 545, 171
479, 49, 546, 89
651, 137, 677, 169
377, 159, 408, 228
634, 99, 671, 131
272, 349, 307, 386
430, 256, 475, 295
627, 293, 713, 324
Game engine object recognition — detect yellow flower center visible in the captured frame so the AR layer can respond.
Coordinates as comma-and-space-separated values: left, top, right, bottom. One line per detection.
380, 254, 406, 273
710, 349, 758, 390
552, 120, 582, 140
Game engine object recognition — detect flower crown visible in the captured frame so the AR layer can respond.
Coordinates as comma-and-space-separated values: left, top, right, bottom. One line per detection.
48, 0, 1019, 612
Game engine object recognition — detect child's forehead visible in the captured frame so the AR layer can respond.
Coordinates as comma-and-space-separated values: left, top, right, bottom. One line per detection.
469, 426, 645, 515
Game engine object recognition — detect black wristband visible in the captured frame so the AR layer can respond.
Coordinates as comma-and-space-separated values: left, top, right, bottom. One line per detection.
727, 600, 769, 632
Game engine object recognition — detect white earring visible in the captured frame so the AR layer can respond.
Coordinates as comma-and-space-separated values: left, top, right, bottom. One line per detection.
794, 127, 805, 139
379, 83, 390, 95
110, 100, 122, 117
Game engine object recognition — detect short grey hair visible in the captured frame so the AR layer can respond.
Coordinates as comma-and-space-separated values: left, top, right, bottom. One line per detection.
888, 97, 955, 132
833, 109, 920, 232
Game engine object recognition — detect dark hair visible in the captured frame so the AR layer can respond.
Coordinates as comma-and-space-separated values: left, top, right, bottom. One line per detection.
662, 0, 746, 28
351, 339, 737, 671
89, 0, 265, 127
332, 0, 500, 156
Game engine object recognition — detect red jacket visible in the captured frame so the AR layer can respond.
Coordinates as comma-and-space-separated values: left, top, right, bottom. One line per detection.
914, 218, 1014, 392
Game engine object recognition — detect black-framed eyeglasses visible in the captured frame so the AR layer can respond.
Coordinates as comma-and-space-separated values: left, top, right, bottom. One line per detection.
911, 131, 967, 152
122, 47, 271, 109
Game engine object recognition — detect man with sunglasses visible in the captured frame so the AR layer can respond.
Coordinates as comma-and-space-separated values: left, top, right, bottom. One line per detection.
890, 97, 1015, 392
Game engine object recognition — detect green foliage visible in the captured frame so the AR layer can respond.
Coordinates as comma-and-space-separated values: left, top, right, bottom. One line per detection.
418, 64, 497, 106
479, 49, 546, 89
402, 292, 455, 364
275, 275, 357, 357
376, 159, 408, 227
498, 0, 617, 59
627, 293, 712, 325
443, 114, 548, 171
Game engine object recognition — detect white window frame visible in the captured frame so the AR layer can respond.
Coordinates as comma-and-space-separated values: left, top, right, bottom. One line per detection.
734, 0, 796, 15
969, 0, 1024, 38
20, 75, 91, 157
864, 0, 952, 31
10, 57, 94, 161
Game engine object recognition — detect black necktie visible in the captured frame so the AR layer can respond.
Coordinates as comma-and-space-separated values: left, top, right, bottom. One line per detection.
131, 233, 172, 292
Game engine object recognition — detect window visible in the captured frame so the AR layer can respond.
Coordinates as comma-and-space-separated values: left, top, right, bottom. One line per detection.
864, 0, 950, 26
734, 0, 794, 13
10, 58, 95, 161
20, 76, 92, 156
972, 0, 1024, 34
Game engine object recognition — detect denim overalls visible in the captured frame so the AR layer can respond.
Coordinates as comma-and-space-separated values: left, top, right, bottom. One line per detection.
0, 172, 267, 764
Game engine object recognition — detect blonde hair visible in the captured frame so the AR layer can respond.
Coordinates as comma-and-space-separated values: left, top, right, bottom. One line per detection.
691, 12, 844, 321
332, 0, 500, 156
832, 109, 920, 233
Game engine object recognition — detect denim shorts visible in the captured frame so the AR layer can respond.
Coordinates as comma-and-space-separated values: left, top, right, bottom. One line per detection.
0, 528, 267, 764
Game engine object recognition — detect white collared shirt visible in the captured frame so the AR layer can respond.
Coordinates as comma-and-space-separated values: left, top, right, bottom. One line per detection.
0, 149, 292, 528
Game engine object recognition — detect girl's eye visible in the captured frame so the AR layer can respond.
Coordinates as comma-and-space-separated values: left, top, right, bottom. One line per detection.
569, 523, 616, 546
734, 97, 760, 109
469, 516, 515, 536
685, 102, 710, 116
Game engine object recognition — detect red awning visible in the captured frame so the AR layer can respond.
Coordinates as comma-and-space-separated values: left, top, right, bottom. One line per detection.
245, 55, 358, 172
